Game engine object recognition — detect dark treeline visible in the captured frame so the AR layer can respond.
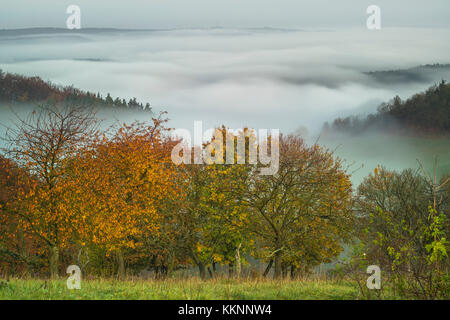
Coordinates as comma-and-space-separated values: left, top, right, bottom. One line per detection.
324, 81, 450, 135
0, 69, 151, 110
364, 64, 450, 85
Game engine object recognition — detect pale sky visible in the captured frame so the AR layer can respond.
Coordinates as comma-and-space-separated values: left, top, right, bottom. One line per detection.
1, 0, 450, 29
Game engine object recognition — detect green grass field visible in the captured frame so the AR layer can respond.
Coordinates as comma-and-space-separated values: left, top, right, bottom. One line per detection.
0, 278, 382, 300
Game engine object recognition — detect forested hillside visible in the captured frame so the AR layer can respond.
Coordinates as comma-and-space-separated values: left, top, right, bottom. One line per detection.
365, 63, 450, 85
325, 81, 450, 135
0, 69, 151, 110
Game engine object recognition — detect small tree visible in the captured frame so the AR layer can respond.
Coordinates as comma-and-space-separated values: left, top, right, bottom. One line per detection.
244, 135, 354, 279
2, 104, 98, 278
354, 166, 449, 299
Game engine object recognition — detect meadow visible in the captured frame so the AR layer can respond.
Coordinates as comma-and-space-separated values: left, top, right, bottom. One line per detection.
0, 278, 381, 300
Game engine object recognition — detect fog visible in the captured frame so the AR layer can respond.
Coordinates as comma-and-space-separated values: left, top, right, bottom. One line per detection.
1, 27, 449, 184
315, 132, 450, 186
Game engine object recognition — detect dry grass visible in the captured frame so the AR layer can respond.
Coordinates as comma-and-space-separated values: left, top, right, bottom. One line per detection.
0, 277, 370, 300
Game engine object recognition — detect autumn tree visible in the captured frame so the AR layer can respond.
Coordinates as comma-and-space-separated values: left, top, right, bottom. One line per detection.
2, 104, 98, 278
0, 156, 40, 276
63, 116, 184, 278
174, 127, 254, 279
242, 135, 354, 279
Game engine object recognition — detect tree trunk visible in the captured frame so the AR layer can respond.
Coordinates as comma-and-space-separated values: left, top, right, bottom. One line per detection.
198, 263, 206, 279
168, 254, 175, 278
207, 267, 213, 278
273, 250, 282, 279
263, 259, 273, 278
50, 246, 59, 279
117, 250, 125, 279
290, 265, 296, 279
161, 266, 168, 279
19, 230, 31, 278
235, 243, 242, 279
228, 263, 234, 278
281, 263, 288, 278
191, 251, 207, 280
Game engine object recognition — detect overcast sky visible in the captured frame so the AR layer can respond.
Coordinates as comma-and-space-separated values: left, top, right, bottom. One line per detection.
1, 0, 450, 29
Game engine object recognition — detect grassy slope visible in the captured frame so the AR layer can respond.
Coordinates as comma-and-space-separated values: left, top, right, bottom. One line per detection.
0, 278, 370, 300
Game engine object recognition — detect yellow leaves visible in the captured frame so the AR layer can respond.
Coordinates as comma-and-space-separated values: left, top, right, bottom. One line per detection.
196, 243, 205, 252
374, 165, 382, 176
212, 254, 223, 263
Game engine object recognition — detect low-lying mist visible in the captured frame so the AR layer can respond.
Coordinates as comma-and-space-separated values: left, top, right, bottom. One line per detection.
315, 130, 450, 186
1, 27, 450, 133
1, 27, 449, 185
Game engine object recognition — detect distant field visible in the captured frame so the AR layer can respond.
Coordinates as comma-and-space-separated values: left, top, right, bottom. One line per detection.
0, 278, 383, 300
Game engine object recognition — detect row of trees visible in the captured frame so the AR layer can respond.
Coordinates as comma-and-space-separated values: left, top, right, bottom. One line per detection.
0, 104, 354, 279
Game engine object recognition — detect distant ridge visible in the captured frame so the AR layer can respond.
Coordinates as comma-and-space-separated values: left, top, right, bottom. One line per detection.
0, 69, 152, 111
364, 64, 450, 85
0, 27, 159, 36
324, 80, 450, 136
0, 26, 305, 37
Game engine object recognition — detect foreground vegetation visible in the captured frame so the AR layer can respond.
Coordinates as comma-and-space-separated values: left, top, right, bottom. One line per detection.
0, 95, 448, 299
0, 278, 387, 300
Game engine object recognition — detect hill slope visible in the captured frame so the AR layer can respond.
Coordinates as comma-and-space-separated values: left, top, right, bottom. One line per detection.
0, 69, 151, 111
325, 81, 450, 135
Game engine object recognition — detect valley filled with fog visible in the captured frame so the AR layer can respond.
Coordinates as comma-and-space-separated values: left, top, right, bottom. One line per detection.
1, 27, 449, 184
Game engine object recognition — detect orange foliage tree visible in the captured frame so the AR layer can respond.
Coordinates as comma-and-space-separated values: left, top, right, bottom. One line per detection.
63, 116, 184, 277
2, 104, 98, 278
